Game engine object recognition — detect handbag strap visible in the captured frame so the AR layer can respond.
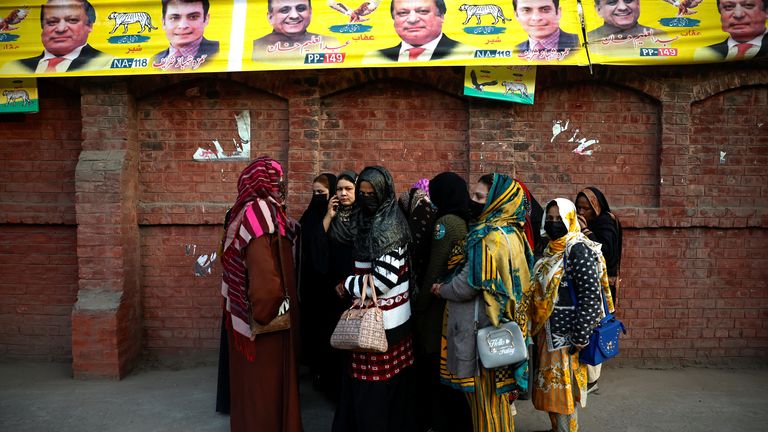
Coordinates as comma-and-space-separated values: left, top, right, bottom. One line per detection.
359, 273, 381, 310
564, 251, 611, 322
274, 234, 290, 301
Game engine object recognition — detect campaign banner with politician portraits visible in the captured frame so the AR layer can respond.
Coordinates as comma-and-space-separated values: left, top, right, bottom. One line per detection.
0, 0, 764, 78
583, 0, 768, 64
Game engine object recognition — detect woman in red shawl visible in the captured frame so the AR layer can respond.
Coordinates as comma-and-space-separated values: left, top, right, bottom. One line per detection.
220, 157, 302, 432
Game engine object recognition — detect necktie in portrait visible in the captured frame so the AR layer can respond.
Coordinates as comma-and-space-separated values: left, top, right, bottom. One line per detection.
45, 57, 65, 73
734, 43, 754, 60
408, 47, 425, 61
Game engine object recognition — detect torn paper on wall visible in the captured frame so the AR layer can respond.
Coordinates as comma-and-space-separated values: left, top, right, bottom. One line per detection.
194, 252, 217, 277
193, 110, 251, 161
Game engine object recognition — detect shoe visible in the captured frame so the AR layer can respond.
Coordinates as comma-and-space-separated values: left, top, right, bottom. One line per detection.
587, 381, 599, 394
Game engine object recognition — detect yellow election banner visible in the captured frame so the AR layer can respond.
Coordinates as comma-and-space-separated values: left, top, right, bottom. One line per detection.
0, 0, 763, 77
0, 0, 589, 79
0, 0, 234, 76
463, 65, 536, 104
583, 0, 768, 64
0, 78, 39, 113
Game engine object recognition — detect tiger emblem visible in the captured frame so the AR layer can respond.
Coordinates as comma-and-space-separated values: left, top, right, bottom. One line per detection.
107, 11, 158, 34
3, 89, 30, 106
458, 4, 507, 25
502, 81, 529, 99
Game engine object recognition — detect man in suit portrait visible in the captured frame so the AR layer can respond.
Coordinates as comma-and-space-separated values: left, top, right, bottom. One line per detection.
0, 0, 113, 74
695, 0, 767, 61
364, 0, 475, 63
513, 0, 579, 54
252, 0, 339, 61
587, 0, 668, 42
152, 0, 220, 70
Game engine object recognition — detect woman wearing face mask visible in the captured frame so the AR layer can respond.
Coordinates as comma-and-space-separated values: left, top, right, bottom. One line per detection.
529, 198, 614, 432
432, 173, 534, 432
332, 166, 416, 432
298, 173, 337, 395
220, 157, 302, 432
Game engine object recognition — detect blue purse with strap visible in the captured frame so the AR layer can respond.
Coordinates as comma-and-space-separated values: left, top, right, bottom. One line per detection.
566, 258, 627, 366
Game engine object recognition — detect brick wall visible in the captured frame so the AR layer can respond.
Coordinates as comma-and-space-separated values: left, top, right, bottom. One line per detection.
0, 81, 81, 361
620, 228, 768, 364
1, 66, 766, 375
0, 225, 78, 360
141, 225, 222, 359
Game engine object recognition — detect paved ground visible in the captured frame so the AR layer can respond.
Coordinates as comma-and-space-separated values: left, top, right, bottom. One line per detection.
1, 362, 767, 432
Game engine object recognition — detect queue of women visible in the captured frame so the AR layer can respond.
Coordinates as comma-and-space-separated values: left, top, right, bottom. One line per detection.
217, 156, 623, 432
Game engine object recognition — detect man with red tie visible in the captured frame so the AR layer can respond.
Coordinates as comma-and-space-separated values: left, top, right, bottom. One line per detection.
363, 0, 475, 63
695, 0, 768, 62
0, 0, 113, 75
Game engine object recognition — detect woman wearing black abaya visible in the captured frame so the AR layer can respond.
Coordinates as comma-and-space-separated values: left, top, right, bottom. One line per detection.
298, 173, 338, 394
575, 186, 623, 394
332, 166, 416, 432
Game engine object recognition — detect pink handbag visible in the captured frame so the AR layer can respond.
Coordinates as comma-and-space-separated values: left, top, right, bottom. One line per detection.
330, 274, 388, 353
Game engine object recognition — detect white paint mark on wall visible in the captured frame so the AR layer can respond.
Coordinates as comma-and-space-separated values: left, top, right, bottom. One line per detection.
551, 119, 569, 142
720, 151, 727, 164
184, 244, 197, 256
193, 110, 251, 161
194, 252, 217, 277
568, 129, 580, 142
572, 138, 599, 156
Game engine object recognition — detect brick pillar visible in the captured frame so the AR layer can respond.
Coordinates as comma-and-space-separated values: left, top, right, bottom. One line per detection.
72, 79, 141, 379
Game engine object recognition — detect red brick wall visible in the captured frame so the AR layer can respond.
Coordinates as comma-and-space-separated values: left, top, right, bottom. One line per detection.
3, 67, 767, 370
140, 226, 222, 358
513, 82, 661, 207
0, 82, 81, 361
690, 86, 767, 209
0, 225, 78, 360
0, 82, 81, 224
137, 78, 288, 225
620, 228, 768, 363
318, 80, 469, 191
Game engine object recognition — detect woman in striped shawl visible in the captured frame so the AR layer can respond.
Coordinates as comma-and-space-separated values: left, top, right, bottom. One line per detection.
332, 166, 417, 432
220, 157, 302, 432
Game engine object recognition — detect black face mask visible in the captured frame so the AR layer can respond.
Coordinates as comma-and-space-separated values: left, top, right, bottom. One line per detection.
359, 196, 379, 216
311, 193, 327, 204
468, 200, 485, 220
544, 221, 569, 240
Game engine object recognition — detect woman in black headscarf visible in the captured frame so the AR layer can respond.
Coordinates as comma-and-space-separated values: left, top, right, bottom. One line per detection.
410, 172, 473, 432
575, 187, 622, 302
332, 166, 416, 432
575, 186, 623, 394
298, 173, 337, 395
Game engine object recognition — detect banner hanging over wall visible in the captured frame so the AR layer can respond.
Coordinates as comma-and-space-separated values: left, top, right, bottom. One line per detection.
0, 0, 764, 78
463, 65, 536, 104
0, 78, 38, 113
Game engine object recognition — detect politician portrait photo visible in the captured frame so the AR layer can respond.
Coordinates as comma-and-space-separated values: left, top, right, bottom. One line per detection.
0, 0, 113, 74
252, 0, 339, 61
363, 0, 475, 63
586, 0, 669, 42
513, 0, 579, 55
152, 0, 220, 70
694, 0, 768, 62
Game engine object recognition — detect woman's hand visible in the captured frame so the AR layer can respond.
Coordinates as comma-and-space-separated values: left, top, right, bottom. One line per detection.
577, 215, 588, 230
335, 282, 346, 298
327, 196, 340, 219
430, 283, 443, 297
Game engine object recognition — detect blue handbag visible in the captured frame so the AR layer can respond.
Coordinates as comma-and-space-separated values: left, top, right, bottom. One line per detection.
579, 298, 626, 366
566, 260, 627, 366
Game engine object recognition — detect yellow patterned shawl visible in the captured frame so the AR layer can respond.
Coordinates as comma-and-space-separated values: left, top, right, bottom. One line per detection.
529, 198, 614, 338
